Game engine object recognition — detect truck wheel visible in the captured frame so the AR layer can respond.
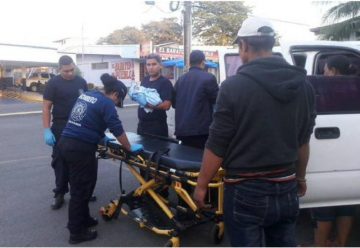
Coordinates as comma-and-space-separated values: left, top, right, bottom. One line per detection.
30, 83, 38, 92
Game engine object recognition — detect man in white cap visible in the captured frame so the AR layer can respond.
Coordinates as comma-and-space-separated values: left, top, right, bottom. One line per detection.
194, 17, 316, 246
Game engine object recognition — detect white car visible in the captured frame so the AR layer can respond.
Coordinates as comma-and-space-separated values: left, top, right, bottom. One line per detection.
218, 41, 360, 208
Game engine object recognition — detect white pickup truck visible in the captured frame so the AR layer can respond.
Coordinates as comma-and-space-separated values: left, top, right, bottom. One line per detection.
218, 41, 360, 208
26, 72, 55, 92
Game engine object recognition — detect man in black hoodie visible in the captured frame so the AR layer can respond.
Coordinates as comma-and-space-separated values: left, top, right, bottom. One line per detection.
194, 17, 316, 246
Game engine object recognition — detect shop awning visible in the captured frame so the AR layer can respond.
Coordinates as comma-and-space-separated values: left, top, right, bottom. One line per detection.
162, 59, 218, 68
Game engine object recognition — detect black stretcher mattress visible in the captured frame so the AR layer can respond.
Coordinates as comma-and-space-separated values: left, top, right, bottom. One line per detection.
104, 132, 204, 172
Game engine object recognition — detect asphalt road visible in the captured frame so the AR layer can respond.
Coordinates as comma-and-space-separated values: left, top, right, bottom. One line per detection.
0, 101, 217, 247
0, 99, 359, 246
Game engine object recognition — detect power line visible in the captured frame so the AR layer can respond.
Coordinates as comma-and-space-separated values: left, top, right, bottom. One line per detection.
249, 15, 311, 27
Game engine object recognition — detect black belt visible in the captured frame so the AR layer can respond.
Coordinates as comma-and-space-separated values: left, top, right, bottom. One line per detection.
225, 164, 296, 180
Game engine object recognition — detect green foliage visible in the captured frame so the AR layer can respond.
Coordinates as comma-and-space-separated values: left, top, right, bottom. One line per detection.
192, 1, 251, 45
98, 18, 182, 45
318, 1, 360, 40
97, 26, 146, 45
318, 16, 360, 40
323, 1, 360, 23
142, 18, 183, 44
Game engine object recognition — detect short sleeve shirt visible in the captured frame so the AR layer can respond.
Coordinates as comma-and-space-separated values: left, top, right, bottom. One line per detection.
43, 75, 87, 122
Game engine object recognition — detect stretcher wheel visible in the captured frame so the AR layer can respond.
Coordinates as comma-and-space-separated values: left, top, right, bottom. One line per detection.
211, 222, 224, 244
99, 200, 119, 221
164, 237, 180, 247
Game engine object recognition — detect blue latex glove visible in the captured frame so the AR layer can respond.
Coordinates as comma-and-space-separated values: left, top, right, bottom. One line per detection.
130, 144, 144, 152
131, 94, 139, 102
137, 94, 147, 107
103, 135, 115, 145
44, 128, 56, 147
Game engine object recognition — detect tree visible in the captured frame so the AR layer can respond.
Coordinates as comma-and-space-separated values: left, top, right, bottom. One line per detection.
97, 26, 146, 45
318, 1, 360, 40
98, 18, 182, 45
192, 1, 251, 45
142, 18, 183, 45
323, 1, 360, 22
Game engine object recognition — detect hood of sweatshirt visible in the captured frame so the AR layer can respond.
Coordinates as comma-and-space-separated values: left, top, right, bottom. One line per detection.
238, 56, 307, 103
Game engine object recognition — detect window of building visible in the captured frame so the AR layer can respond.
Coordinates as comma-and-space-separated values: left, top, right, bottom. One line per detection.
91, 62, 109, 70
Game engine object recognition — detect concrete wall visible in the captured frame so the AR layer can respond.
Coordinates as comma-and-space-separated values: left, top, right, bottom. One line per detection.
77, 55, 141, 87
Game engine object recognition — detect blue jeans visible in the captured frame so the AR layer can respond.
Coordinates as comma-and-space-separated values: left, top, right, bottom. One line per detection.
224, 179, 299, 247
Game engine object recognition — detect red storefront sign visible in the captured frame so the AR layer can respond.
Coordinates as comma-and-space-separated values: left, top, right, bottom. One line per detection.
155, 46, 219, 62
111, 60, 134, 81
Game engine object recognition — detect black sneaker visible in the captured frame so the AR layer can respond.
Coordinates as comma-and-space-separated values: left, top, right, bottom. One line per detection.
85, 217, 98, 228
89, 195, 97, 202
69, 229, 97, 244
51, 194, 64, 210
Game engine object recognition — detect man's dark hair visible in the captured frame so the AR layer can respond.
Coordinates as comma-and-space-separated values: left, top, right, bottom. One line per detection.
326, 55, 352, 75
190, 50, 205, 66
146, 53, 162, 64
240, 36, 275, 52
58, 55, 74, 67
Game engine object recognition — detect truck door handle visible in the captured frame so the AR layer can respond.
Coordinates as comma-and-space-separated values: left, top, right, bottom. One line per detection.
314, 127, 340, 139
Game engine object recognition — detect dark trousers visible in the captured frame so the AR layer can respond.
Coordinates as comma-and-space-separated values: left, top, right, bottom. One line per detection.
224, 179, 299, 247
177, 135, 208, 149
51, 121, 69, 197
58, 137, 98, 234
137, 120, 168, 137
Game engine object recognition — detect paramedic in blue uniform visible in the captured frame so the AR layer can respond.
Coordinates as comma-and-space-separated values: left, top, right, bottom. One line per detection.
137, 53, 174, 137
42, 55, 88, 210
57, 73, 143, 244
173, 50, 219, 149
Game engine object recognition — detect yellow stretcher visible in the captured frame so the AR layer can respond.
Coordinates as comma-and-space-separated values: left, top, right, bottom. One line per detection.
97, 132, 224, 247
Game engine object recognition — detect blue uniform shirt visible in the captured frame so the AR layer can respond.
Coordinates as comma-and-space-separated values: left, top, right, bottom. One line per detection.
62, 90, 124, 144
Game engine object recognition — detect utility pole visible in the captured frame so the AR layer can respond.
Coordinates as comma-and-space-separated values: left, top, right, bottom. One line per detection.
81, 24, 85, 64
183, 1, 192, 72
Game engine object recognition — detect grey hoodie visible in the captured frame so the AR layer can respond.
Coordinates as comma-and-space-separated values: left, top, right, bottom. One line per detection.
206, 56, 316, 174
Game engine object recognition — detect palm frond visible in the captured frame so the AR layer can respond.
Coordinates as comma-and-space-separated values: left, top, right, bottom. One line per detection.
318, 16, 360, 40
323, 1, 360, 23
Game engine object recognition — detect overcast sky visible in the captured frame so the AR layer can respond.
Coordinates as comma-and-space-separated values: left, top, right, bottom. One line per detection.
0, 0, 331, 46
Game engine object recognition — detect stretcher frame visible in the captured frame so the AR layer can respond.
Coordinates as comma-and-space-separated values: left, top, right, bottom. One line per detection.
97, 139, 225, 247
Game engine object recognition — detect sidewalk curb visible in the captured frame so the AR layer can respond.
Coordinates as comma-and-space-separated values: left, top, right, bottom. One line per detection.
0, 111, 42, 117
0, 104, 139, 117
20, 94, 43, 103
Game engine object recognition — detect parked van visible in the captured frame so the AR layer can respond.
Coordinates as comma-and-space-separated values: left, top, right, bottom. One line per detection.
218, 41, 360, 208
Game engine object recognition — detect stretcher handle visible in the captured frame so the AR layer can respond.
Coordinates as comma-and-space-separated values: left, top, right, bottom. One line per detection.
141, 132, 180, 144
106, 141, 144, 158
